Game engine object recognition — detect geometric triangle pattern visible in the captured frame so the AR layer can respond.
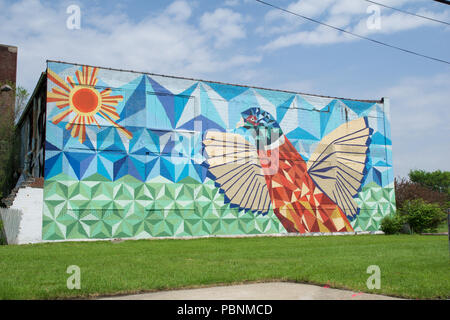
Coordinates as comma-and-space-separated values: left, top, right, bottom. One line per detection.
42, 173, 287, 240
352, 182, 396, 231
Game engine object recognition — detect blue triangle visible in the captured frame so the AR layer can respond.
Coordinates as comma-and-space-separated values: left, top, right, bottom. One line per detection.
254, 88, 294, 109
64, 152, 96, 180
113, 155, 128, 181
371, 132, 392, 145
319, 100, 340, 137
175, 83, 198, 126
97, 157, 112, 181
178, 115, 225, 132
45, 141, 60, 151
374, 160, 390, 167
276, 96, 295, 123
160, 157, 175, 182
200, 85, 227, 129
286, 127, 319, 141
192, 160, 207, 182
206, 81, 249, 101
119, 75, 146, 121
62, 129, 72, 149
147, 76, 177, 128
128, 156, 145, 181
175, 164, 190, 182
97, 126, 126, 152
44, 153, 63, 179
341, 99, 376, 116
146, 158, 159, 181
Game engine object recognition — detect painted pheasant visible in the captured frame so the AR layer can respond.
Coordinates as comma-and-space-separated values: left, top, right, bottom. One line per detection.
203, 107, 372, 233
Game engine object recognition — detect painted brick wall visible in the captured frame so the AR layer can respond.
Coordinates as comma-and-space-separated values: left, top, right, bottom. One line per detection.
41, 61, 395, 241
0, 44, 17, 84
1, 187, 43, 244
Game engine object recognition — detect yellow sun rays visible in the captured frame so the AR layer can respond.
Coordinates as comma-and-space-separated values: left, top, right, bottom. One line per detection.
47, 66, 132, 144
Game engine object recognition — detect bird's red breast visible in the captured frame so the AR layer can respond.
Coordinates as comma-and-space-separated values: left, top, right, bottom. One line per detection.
258, 137, 353, 233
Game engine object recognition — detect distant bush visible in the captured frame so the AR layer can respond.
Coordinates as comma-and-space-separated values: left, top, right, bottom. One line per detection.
400, 199, 447, 234
409, 169, 450, 196
380, 214, 405, 235
394, 177, 448, 211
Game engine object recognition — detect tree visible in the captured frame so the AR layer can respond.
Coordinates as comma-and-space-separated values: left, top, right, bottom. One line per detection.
395, 177, 448, 210
0, 83, 28, 201
15, 86, 29, 121
400, 199, 446, 234
409, 169, 450, 195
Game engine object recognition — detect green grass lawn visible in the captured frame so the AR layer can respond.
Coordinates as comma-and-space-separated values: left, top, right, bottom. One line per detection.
0, 235, 448, 300
436, 221, 449, 233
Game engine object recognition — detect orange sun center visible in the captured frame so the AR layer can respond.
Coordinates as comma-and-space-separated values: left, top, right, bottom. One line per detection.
72, 88, 99, 113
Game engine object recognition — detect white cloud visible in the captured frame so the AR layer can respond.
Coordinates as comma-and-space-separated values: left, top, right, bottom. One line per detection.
353, 9, 450, 36
200, 8, 247, 48
165, 0, 192, 21
261, 26, 353, 51
257, 0, 334, 36
264, 0, 334, 23
259, 0, 450, 51
381, 74, 450, 177
0, 0, 256, 92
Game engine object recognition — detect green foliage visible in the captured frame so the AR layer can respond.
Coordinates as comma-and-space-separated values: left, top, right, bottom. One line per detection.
0, 83, 27, 200
380, 214, 405, 234
409, 169, 450, 196
394, 177, 448, 211
400, 199, 447, 234
15, 86, 29, 120
0, 218, 5, 245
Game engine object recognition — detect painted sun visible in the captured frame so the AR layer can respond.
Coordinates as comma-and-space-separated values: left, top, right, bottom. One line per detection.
47, 66, 132, 143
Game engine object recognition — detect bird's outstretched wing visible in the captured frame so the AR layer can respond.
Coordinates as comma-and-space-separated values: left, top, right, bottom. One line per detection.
307, 117, 372, 219
203, 131, 271, 215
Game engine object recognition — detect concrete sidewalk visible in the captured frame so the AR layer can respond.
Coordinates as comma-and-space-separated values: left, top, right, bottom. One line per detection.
99, 282, 402, 300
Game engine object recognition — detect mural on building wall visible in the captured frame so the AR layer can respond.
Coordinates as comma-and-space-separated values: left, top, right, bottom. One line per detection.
203, 108, 371, 233
42, 61, 395, 240
47, 66, 131, 143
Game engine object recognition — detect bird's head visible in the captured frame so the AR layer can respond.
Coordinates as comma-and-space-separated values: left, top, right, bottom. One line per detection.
236, 107, 284, 151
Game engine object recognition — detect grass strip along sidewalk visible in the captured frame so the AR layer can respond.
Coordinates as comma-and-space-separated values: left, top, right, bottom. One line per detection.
0, 235, 448, 299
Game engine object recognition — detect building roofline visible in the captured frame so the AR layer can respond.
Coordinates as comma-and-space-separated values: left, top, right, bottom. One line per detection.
0, 43, 18, 49
47, 59, 384, 104
16, 72, 46, 127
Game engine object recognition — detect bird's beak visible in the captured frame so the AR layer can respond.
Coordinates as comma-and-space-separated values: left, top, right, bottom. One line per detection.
236, 117, 245, 128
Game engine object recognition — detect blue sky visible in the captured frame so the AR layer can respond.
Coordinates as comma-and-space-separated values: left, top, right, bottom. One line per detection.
1, 0, 449, 178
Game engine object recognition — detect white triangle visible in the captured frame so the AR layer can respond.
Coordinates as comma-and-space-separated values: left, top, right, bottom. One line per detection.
279, 101, 299, 134
284, 171, 294, 184
176, 84, 200, 129
314, 196, 320, 207
301, 182, 310, 198
149, 74, 199, 95
253, 89, 277, 119
301, 94, 334, 111
272, 180, 283, 188
291, 192, 297, 202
